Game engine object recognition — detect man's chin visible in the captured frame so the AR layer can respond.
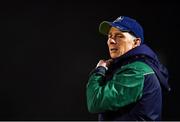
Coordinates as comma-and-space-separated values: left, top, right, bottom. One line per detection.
110, 54, 120, 59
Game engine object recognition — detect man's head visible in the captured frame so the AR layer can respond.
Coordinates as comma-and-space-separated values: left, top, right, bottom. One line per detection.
99, 16, 144, 59
107, 27, 141, 58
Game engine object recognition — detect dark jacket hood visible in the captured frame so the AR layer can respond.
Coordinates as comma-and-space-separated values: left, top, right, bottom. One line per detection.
113, 44, 171, 91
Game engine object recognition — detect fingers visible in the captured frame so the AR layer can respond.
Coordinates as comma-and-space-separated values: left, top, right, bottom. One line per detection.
96, 59, 114, 69
96, 60, 107, 68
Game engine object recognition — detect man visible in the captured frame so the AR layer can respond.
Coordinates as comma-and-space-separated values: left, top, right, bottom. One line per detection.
86, 16, 170, 121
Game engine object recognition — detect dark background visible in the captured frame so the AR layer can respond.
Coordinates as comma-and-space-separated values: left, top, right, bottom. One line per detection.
0, 0, 179, 120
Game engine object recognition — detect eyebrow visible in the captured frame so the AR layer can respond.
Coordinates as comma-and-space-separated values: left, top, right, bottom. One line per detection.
108, 31, 124, 36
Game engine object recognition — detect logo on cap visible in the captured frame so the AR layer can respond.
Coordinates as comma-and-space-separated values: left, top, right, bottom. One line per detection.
114, 16, 124, 22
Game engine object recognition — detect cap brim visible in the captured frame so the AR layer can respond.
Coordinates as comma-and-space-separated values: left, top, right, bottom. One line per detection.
99, 21, 112, 35
99, 21, 130, 35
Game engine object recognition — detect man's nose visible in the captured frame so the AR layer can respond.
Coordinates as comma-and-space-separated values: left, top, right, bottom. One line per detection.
108, 38, 116, 44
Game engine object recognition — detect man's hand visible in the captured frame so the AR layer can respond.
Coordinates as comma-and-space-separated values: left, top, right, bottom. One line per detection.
96, 59, 113, 70
105, 59, 113, 68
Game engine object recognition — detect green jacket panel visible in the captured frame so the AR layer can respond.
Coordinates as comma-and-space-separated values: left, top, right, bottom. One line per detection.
86, 61, 154, 113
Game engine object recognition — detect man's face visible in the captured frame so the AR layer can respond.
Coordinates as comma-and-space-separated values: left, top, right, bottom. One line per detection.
107, 27, 137, 59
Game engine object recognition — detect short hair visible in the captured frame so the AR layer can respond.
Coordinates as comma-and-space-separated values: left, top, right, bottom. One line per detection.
123, 32, 137, 41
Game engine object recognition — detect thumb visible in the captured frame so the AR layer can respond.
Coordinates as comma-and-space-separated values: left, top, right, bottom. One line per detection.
105, 59, 114, 67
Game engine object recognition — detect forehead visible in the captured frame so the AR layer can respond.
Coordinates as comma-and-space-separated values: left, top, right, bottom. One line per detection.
108, 27, 124, 34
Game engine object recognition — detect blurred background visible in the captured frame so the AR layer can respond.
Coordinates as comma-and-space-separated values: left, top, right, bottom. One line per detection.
0, 0, 179, 120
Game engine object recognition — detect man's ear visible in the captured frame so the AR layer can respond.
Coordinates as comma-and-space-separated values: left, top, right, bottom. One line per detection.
134, 38, 141, 47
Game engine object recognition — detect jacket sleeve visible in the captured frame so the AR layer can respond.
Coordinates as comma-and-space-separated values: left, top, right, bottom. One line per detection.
86, 63, 145, 113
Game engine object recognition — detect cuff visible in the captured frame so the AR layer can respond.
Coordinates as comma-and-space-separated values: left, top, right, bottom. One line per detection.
94, 66, 107, 76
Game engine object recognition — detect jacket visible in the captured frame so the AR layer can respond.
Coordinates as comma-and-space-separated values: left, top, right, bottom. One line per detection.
86, 44, 170, 121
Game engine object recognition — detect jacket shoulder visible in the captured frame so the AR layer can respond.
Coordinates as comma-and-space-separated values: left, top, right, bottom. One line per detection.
118, 61, 154, 75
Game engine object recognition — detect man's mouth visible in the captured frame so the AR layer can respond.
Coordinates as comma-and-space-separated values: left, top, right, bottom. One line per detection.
110, 48, 118, 52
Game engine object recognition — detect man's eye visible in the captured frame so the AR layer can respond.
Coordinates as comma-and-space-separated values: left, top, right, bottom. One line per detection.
116, 35, 123, 38
108, 34, 124, 39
